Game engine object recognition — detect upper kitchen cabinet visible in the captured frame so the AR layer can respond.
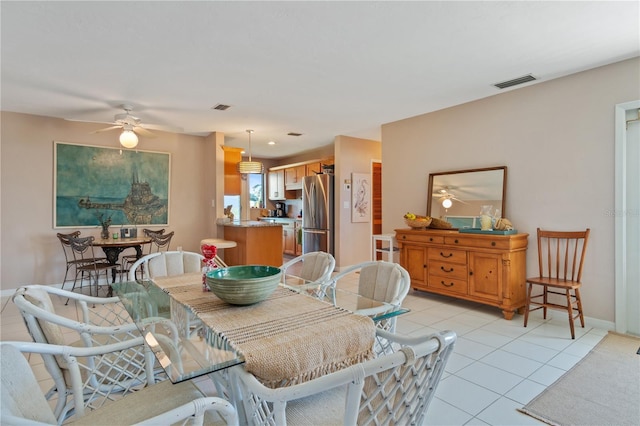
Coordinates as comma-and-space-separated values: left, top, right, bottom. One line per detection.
222, 146, 243, 195
268, 170, 285, 200
306, 162, 322, 176
285, 165, 306, 190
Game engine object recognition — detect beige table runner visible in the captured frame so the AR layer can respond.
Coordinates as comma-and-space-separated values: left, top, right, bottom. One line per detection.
153, 273, 375, 388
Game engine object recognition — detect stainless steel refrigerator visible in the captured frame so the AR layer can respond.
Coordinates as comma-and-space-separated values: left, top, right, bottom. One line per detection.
302, 174, 334, 255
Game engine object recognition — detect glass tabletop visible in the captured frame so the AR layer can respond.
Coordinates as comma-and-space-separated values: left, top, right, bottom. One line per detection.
112, 280, 244, 383
113, 277, 410, 383
281, 274, 411, 322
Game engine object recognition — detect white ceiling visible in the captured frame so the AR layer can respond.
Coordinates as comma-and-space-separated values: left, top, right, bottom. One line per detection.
2, 1, 638, 159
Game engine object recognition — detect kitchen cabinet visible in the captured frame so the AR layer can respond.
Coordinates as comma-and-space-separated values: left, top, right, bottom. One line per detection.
283, 222, 296, 255
285, 165, 305, 190
305, 162, 322, 176
396, 229, 528, 320
268, 170, 285, 200
223, 222, 283, 267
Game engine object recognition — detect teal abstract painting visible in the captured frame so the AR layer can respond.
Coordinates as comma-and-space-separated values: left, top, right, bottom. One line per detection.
55, 142, 170, 227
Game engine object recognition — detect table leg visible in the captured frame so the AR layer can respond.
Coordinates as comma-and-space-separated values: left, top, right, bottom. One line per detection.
100, 246, 126, 285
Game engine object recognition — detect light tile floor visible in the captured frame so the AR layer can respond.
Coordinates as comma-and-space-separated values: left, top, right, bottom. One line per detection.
1, 271, 606, 426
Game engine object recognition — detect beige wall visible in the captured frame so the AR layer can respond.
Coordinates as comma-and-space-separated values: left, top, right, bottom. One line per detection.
381, 57, 640, 324
334, 135, 381, 268
0, 112, 217, 291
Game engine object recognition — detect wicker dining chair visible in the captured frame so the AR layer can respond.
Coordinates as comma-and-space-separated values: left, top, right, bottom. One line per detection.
328, 260, 411, 333
1, 341, 238, 425
279, 251, 335, 298
230, 329, 456, 426
12, 284, 180, 422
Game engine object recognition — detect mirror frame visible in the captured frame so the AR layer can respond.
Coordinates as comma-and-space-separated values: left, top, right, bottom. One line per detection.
427, 166, 507, 219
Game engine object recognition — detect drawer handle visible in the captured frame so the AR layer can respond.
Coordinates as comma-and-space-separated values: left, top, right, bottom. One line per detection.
440, 266, 454, 273
440, 281, 454, 287
491, 241, 496, 246
402, 235, 406, 240
440, 252, 453, 258
429, 237, 434, 242
454, 239, 459, 244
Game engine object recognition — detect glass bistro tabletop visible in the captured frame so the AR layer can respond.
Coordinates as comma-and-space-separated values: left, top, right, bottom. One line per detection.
112, 277, 409, 383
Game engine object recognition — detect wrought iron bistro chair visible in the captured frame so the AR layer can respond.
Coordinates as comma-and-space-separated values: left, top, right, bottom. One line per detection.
230, 329, 456, 426
121, 228, 168, 280
1, 341, 239, 425
57, 231, 105, 291
12, 284, 182, 422
524, 228, 591, 339
68, 235, 118, 299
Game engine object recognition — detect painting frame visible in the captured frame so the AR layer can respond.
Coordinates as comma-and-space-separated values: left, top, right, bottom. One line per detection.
351, 172, 371, 223
54, 141, 171, 228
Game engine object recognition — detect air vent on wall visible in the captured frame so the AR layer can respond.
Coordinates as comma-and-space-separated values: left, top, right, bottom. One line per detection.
212, 104, 231, 111
287, 132, 303, 136
493, 74, 537, 89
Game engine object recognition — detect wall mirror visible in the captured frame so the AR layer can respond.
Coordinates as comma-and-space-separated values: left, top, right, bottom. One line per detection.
427, 166, 507, 228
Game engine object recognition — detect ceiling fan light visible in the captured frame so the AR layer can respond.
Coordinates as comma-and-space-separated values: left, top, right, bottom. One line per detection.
442, 198, 453, 209
119, 130, 138, 148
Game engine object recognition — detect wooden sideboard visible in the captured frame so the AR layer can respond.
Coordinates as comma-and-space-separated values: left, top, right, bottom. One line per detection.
395, 228, 528, 320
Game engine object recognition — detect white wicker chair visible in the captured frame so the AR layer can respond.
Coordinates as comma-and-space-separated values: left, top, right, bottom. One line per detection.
128, 250, 204, 281
229, 329, 456, 426
12, 285, 180, 422
280, 251, 335, 298
0, 341, 238, 425
329, 260, 411, 333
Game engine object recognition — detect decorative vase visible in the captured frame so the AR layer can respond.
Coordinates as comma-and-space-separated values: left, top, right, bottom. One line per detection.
480, 205, 494, 231
101, 225, 110, 239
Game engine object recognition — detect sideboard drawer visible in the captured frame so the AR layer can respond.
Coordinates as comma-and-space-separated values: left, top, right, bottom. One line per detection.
427, 275, 467, 295
428, 260, 468, 280
428, 247, 466, 264
444, 236, 511, 250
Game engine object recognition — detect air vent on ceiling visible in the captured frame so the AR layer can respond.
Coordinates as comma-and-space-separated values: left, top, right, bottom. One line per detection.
287, 132, 303, 136
212, 104, 231, 111
493, 74, 537, 89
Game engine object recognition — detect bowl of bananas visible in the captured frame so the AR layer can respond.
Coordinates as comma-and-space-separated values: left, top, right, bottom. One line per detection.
403, 212, 432, 229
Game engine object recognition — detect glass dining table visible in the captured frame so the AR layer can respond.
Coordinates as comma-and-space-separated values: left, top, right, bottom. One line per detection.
112, 274, 409, 384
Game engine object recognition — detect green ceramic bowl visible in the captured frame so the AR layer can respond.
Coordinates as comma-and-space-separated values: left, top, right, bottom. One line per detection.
206, 265, 282, 305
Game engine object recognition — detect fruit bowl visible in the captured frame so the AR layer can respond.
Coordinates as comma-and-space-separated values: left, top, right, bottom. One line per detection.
405, 217, 432, 229
206, 265, 282, 305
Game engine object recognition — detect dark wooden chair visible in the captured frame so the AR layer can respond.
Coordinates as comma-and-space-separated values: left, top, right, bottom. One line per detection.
524, 228, 590, 339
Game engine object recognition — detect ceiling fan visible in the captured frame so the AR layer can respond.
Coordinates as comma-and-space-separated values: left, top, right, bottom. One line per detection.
434, 187, 468, 208
68, 104, 183, 148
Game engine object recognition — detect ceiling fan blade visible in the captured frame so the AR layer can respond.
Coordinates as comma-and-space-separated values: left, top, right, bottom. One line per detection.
141, 123, 184, 133
91, 125, 122, 134
133, 126, 156, 138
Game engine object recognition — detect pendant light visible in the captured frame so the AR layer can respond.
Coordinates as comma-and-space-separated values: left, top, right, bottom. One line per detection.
237, 129, 264, 174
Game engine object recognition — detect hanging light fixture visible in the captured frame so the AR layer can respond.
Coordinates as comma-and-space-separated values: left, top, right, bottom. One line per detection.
119, 124, 138, 149
237, 129, 264, 174
442, 197, 453, 209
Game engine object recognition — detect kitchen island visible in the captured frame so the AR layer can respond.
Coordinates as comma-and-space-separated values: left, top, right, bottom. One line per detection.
223, 221, 283, 267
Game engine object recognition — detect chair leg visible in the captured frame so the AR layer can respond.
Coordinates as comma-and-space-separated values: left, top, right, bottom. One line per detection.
566, 289, 575, 339
523, 283, 532, 328
575, 288, 585, 327
542, 286, 548, 319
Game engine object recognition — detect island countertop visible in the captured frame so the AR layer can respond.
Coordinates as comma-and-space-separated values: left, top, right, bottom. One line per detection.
222, 220, 283, 227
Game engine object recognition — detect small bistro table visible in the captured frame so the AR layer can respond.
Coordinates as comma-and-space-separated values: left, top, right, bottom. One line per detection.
91, 236, 152, 282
